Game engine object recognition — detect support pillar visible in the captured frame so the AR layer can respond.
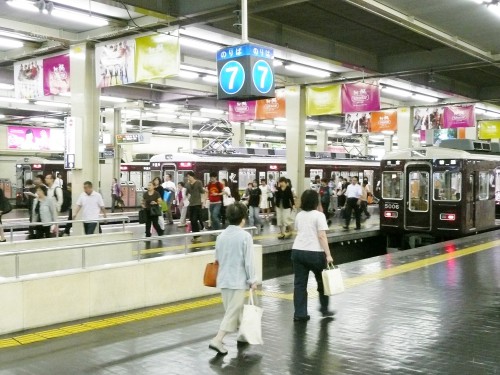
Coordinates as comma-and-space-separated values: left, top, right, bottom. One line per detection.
70, 43, 100, 232
285, 85, 306, 197
397, 107, 413, 149
232, 122, 246, 147
316, 129, 328, 152
113, 108, 122, 181
384, 135, 393, 153
359, 134, 369, 156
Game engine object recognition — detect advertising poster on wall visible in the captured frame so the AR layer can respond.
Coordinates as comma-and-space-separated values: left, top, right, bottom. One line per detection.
442, 105, 475, 128
341, 112, 371, 134
341, 82, 380, 113
43, 54, 70, 96
413, 107, 444, 131
8, 126, 51, 150
478, 120, 500, 139
14, 59, 44, 99
228, 101, 257, 122
305, 85, 342, 116
135, 33, 180, 82
255, 88, 286, 119
96, 38, 136, 88
369, 111, 397, 133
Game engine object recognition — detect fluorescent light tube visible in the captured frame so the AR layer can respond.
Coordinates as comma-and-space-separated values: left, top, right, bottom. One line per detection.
202, 75, 218, 84
382, 87, 412, 98
180, 37, 221, 53
51, 9, 109, 27
34, 101, 70, 108
200, 108, 225, 115
285, 64, 331, 78
0, 37, 24, 49
100, 96, 127, 103
412, 94, 438, 103
6, 0, 38, 12
178, 70, 199, 79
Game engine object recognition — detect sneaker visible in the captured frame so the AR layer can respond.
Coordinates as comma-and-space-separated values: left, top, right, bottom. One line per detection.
342, 226, 349, 230
293, 315, 310, 322
209, 339, 228, 355
320, 309, 336, 317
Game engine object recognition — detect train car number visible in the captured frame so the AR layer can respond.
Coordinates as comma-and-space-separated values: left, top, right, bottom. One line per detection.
384, 202, 400, 210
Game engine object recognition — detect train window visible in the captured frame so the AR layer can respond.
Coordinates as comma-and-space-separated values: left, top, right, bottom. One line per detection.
433, 172, 462, 201
478, 172, 490, 200
239, 168, 256, 190
409, 171, 429, 212
382, 172, 403, 200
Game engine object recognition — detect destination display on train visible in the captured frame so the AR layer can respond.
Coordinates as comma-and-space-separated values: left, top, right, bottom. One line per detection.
216, 43, 275, 101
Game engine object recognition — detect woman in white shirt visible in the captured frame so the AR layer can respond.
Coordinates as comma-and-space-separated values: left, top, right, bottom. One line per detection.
291, 189, 334, 322
177, 182, 189, 227
259, 179, 271, 221
220, 178, 233, 227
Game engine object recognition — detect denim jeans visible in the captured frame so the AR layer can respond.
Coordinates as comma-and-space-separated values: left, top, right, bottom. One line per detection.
83, 222, 101, 235
291, 249, 329, 318
209, 202, 222, 230
248, 205, 262, 227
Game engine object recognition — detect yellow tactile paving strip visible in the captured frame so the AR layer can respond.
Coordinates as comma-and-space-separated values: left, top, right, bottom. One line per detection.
1, 238, 498, 350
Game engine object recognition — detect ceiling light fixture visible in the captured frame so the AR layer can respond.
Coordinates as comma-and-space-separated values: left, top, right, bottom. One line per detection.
0, 96, 29, 104
100, 96, 127, 103
202, 75, 218, 84
30, 116, 62, 123
178, 70, 199, 79
34, 100, 70, 108
51, 8, 108, 27
6, 0, 38, 12
412, 93, 439, 103
381, 86, 412, 98
0, 37, 24, 49
180, 37, 221, 53
200, 108, 225, 115
284, 63, 331, 78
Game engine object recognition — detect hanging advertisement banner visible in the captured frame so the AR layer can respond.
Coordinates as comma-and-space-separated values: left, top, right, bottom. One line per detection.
43, 54, 70, 96
14, 59, 44, 99
255, 88, 286, 119
305, 85, 341, 116
341, 112, 371, 134
135, 33, 180, 82
7, 126, 51, 150
443, 105, 475, 128
96, 38, 135, 88
413, 106, 444, 131
341, 82, 380, 113
478, 121, 500, 139
369, 111, 397, 133
228, 101, 257, 122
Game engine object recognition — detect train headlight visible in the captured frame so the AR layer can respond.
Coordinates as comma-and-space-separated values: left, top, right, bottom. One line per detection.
440, 213, 456, 221
384, 211, 398, 218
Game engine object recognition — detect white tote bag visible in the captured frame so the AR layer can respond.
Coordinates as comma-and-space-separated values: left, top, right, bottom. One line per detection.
322, 264, 345, 296
237, 289, 264, 345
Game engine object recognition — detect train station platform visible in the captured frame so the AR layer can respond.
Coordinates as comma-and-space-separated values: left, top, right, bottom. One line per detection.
0, 230, 498, 374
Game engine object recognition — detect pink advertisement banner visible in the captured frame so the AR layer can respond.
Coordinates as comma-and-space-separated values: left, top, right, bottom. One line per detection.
341, 82, 380, 113
442, 105, 475, 128
228, 101, 257, 122
43, 54, 70, 96
7, 126, 51, 150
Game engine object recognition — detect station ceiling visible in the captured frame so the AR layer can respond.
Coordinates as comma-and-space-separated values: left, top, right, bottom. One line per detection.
0, 0, 499, 139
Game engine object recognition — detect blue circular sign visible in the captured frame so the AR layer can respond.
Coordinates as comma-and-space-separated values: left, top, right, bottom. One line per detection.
252, 60, 274, 94
219, 60, 245, 95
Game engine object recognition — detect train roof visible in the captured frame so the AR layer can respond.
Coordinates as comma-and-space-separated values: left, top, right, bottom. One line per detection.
150, 153, 379, 166
382, 147, 500, 162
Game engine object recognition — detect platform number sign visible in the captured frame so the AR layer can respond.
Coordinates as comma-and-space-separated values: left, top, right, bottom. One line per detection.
216, 43, 275, 100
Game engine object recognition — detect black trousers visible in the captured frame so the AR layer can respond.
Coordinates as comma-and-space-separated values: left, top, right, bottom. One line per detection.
189, 205, 202, 236
345, 197, 361, 229
145, 214, 163, 237
34, 225, 52, 239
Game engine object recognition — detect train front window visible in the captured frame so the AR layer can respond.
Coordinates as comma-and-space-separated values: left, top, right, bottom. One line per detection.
382, 172, 403, 200
409, 171, 429, 212
433, 172, 462, 201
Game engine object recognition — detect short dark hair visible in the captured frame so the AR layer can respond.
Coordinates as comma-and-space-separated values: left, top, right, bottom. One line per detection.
321, 178, 328, 183
351, 176, 359, 182
178, 181, 185, 187
84, 181, 93, 187
26, 179, 33, 185
300, 189, 319, 211
37, 185, 48, 196
226, 202, 247, 225
315, 175, 321, 180
210, 172, 217, 178
186, 171, 195, 178
45, 174, 55, 180
260, 179, 266, 183
278, 177, 287, 183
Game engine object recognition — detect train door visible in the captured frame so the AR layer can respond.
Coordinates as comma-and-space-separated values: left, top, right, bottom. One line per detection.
467, 172, 476, 229
405, 163, 431, 230
161, 164, 176, 184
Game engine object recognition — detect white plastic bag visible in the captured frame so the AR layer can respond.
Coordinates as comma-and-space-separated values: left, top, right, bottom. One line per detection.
237, 289, 264, 345
322, 264, 345, 296
158, 215, 165, 230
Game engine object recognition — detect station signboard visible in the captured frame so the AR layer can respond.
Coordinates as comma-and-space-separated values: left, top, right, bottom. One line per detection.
115, 133, 151, 144
217, 43, 275, 101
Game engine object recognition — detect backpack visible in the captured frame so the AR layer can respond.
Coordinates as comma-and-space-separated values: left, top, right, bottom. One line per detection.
55, 187, 72, 213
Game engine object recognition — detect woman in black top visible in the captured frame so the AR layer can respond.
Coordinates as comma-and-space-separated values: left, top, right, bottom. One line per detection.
142, 182, 164, 237
274, 177, 295, 239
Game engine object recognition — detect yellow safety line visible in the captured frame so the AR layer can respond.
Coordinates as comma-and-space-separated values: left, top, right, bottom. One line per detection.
0, 238, 497, 350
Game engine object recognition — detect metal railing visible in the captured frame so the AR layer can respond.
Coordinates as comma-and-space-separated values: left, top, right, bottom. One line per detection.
0, 226, 256, 279
1, 216, 131, 242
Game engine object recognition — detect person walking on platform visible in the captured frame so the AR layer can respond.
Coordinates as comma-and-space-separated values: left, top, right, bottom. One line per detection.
209, 202, 257, 355
177, 182, 189, 227
0, 188, 11, 242
275, 177, 295, 239
186, 171, 205, 243
162, 174, 176, 225
248, 180, 263, 231
73, 181, 107, 235
319, 178, 332, 225
259, 179, 271, 221
206, 172, 224, 232
141, 182, 164, 238
32, 185, 57, 239
62, 183, 73, 236
360, 181, 371, 219
343, 176, 362, 230
291, 189, 334, 321
111, 178, 124, 213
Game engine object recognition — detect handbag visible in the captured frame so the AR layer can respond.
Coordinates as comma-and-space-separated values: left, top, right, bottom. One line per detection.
160, 199, 169, 213
237, 289, 264, 345
322, 264, 345, 296
149, 205, 162, 217
224, 197, 235, 206
203, 261, 219, 287
138, 209, 147, 224
1, 198, 12, 215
